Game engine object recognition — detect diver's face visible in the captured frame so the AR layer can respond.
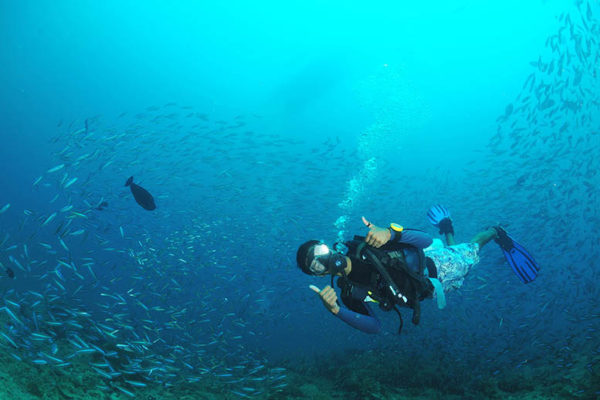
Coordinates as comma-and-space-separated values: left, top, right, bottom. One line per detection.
308, 257, 329, 276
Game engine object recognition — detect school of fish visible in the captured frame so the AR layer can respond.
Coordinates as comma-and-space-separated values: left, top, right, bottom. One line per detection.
0, 1, 599, 398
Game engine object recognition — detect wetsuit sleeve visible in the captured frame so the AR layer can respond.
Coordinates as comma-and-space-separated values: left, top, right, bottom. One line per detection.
391, 228, 433, 249
336, 295, 381, 334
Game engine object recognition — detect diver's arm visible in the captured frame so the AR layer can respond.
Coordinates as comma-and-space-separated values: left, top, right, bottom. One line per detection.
335, 302, 381, 334
362, 216, 433, 249
391, 229, 433, 249
310, 285, 381, 334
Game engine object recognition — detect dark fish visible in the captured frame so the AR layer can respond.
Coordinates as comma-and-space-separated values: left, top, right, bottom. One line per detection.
96, 201, 108, 211
5, 267, 14, 279
539, 98, 555, 111
125, 177, 156, 211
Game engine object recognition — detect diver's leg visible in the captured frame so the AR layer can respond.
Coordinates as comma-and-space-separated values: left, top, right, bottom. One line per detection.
445, 232, 456, 246
470, 228, 498, 249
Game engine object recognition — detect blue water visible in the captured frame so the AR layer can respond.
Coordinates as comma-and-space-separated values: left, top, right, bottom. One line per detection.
0, 0, 598, 398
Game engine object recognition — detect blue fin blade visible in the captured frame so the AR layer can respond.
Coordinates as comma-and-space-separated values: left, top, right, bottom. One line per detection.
502, 240, 539, 284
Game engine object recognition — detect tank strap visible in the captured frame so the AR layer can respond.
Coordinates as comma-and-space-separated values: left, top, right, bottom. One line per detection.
428, 278, 446, 309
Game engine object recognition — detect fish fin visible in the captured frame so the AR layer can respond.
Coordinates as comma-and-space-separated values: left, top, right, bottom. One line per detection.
125, 176, 133, 187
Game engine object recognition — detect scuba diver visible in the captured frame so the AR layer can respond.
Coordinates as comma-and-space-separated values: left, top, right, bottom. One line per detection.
296, 205, 539, 334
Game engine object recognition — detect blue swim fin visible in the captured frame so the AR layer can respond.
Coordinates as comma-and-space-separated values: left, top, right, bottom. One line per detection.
493, 227, 539, 284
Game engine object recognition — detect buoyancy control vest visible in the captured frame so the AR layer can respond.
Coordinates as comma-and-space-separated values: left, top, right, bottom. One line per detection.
337, 235, 435, 333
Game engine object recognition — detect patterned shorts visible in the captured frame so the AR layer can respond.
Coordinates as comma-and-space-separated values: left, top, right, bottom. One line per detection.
424, 243, 480, 292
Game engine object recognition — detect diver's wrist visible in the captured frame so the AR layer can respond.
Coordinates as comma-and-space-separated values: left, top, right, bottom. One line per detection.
389, 223, 403, 241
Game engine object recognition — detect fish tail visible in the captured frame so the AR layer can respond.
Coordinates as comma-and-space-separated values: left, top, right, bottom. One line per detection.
125, 176, 133, 187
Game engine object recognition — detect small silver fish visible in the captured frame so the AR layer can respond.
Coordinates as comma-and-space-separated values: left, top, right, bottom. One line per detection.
64, 177, 78, 189
42, 212, 57, 226
47, 164, 65, 173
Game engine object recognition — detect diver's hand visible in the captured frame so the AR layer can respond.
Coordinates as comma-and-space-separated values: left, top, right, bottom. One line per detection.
309, 285, 340, 315
362, 216, 391, 248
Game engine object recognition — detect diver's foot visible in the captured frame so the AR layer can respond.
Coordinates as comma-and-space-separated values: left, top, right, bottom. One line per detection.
491, 226, 513, 250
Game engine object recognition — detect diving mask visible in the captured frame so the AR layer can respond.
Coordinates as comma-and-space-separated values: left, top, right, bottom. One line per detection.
308, 243, 347, 276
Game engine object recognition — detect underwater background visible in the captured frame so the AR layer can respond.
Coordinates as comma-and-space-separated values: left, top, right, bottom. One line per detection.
0, 0, 599, 399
